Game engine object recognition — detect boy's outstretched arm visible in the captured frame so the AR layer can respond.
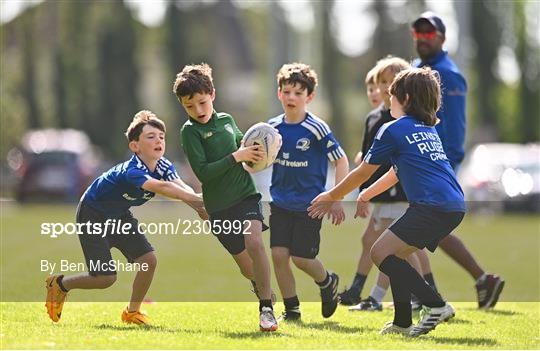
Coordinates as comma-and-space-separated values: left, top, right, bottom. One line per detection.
326, 156, 350, 225
170, 178, 209, 219
354, 168, 399, 218
308, 161, 379, 218
359, 167, 399, 202
171, 177, 197, 194
330, 161, 380, 200
141, 178, 202, 205
142, 179, 208, 219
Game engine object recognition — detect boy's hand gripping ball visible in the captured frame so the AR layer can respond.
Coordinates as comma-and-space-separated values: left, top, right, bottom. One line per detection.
241, 122, 282, 173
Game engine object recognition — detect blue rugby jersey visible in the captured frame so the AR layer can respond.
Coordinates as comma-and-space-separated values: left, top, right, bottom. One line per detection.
415, 50, 467, 168
82, 154, 180, 218
268, 112, 345, 211
364, 116, 465, 212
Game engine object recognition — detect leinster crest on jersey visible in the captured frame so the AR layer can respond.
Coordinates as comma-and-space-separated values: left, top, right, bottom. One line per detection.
296, 138, 310, 151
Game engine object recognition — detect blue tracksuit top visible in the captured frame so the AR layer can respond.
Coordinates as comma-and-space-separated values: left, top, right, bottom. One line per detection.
414, 50, 467, 168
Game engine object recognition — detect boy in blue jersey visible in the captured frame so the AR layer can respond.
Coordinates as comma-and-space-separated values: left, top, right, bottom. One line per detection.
342, 57, 425, 311
412, 12, 504, 309
310, 68, 465, 337
45, 110, 206, 325
268, 63, 349, 321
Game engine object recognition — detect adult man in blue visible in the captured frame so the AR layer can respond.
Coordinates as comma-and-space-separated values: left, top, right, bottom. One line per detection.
411, 12, 504, 309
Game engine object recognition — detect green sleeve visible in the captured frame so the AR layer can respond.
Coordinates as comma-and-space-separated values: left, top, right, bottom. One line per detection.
231, 118, 244, 147
181, 126, 236, 184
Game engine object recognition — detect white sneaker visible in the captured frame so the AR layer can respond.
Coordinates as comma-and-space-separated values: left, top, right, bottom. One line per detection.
259, 307, 278, 332
410, 303, 455, 337
440, 303, 455, 322
380, 321, 413, 336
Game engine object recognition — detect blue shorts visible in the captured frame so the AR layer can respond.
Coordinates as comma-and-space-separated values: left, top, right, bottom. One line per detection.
389, 204, 465, 252
76, 201, 154, 276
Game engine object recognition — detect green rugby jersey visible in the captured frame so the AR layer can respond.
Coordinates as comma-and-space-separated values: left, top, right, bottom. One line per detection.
181, 111, 257, 213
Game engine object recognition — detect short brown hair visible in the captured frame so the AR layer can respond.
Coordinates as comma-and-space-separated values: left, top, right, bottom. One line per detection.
125, 110, 166, 142
277, 62, 318, 95
389, 68, 441, 126
375, 56, 410, 84
173, 63, 214, 100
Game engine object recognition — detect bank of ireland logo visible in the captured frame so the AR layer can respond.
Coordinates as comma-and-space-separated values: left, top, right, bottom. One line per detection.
296, 138, 310, 151
224, 123, 234, 135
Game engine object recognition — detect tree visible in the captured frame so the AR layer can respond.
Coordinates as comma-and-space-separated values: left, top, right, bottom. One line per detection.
320, 1, 346, 144
470, 0, 502, 140
94, 1, 139, 158
21, 11, 40, 129
515, 1, 539, 142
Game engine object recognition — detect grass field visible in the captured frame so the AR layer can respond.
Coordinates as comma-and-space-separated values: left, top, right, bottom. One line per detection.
1, 302, 539, 349
1, 203, 539, 349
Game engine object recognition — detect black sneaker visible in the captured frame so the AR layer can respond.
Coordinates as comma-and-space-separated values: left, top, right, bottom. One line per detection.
338, 286, 361, 306
320, 272, 339, 318
277, 309, 301, 322
476, 274, 505, 309
349, 296, 383, 312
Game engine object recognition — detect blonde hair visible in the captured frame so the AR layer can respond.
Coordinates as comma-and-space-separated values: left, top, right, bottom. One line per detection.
365, 65, 379, 85
374, 56, 411, 84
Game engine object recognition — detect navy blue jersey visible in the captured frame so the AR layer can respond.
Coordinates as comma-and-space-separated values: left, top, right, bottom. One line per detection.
269, 112, 345, 211
82, 154, 180, 218
364, 116, 465, 212
415, 51, 467, 168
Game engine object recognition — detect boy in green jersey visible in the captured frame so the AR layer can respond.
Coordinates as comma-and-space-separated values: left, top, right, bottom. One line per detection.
173, 63, 277, 332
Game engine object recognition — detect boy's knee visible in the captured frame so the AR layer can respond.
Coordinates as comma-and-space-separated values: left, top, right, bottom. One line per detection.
291, 256, 310, 269
142, 252, 157, 271
271, 248, 289, 265
244, 234, 264, 252
370, 244, 384, 267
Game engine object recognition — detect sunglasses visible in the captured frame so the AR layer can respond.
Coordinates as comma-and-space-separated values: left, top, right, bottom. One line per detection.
412, 30, 438, 40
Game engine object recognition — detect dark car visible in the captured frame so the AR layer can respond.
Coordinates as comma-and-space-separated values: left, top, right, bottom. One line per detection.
458, 143, 540, 213
11, 129, 100, 202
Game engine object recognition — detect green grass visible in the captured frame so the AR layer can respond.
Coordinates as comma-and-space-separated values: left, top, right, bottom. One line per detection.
1, 203, 539, 349
1, 302, 538, 349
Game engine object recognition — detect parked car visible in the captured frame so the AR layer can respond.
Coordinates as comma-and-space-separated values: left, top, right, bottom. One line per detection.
458, 143, 540, 212
9, 129, 101, 202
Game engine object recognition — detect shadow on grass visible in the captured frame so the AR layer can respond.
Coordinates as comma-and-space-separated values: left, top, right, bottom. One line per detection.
460, 307, 521, 316
220, 330, 291, 339
295, 320, 378, 334
94, 323, 191, 334
428, 335, 497, 347
445, 317, 472, 324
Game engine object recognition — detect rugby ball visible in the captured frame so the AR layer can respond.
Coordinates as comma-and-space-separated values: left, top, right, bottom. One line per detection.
241, 122, 282, 173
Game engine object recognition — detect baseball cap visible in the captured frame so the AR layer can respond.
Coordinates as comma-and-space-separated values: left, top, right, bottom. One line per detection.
412, 11, 446, 35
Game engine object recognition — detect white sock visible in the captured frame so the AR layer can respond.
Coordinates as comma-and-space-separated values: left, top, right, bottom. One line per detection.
369, 285, 387, 303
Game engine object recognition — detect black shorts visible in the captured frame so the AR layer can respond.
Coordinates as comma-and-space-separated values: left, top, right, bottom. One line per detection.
76, 201, 154, 276
389, 204, 465, 252
209, 193, 268, 255
269, 203, 322, 259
